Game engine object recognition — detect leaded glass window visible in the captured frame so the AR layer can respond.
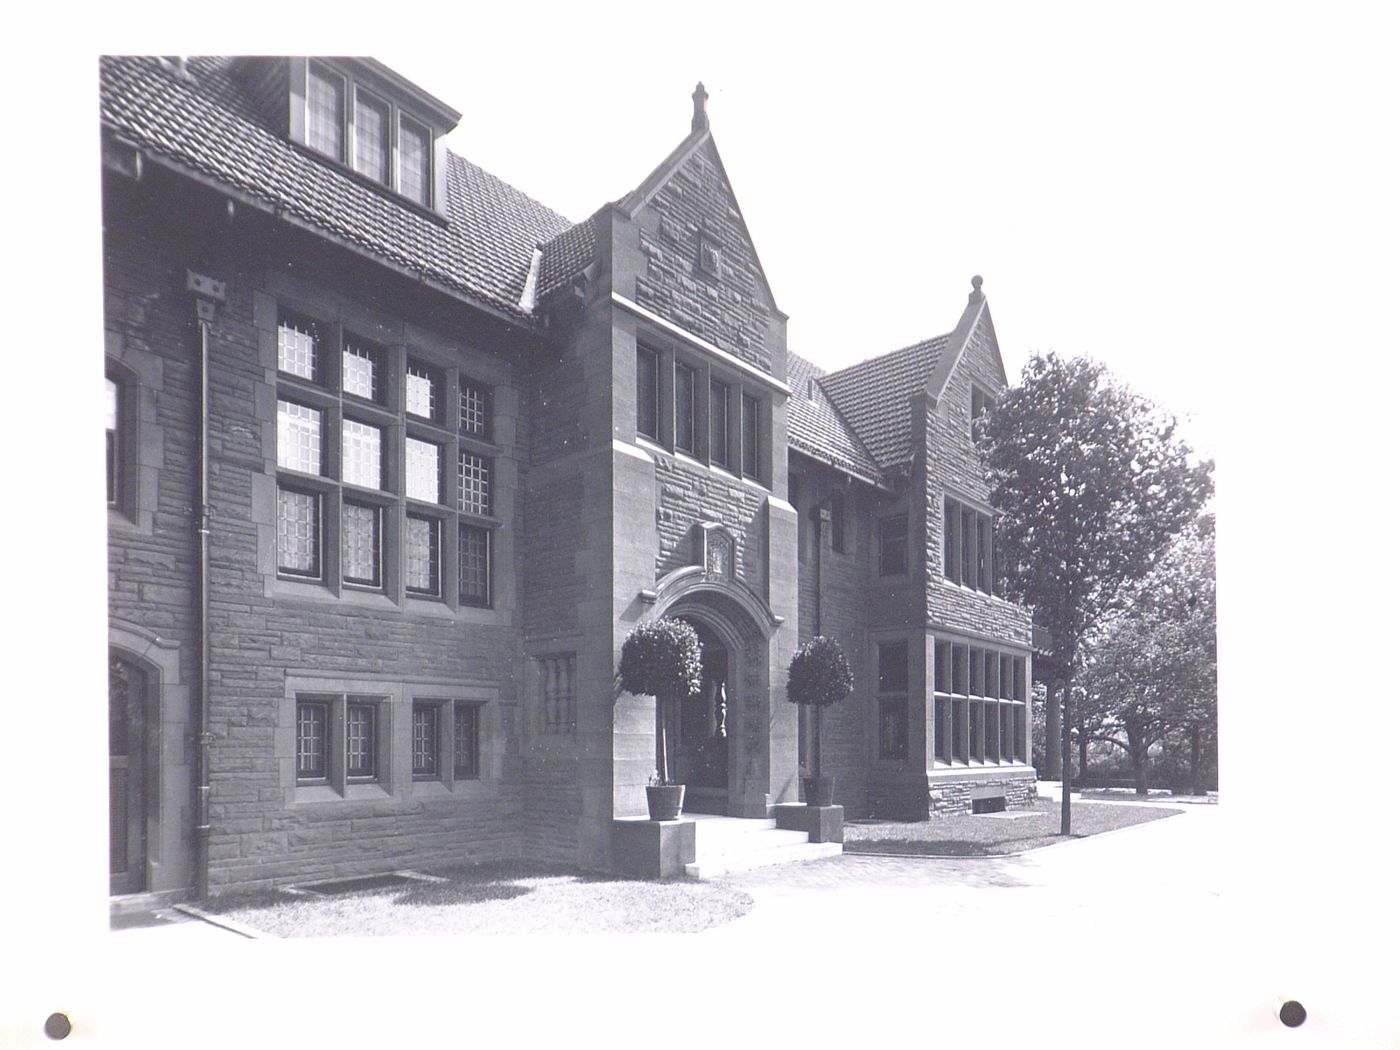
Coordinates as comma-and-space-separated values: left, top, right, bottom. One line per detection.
277, 487, 321, 578
277, 400, 323, 474
459, 526, 490, 607
297, 701, 329, 780
458, 452, 491, 516
453, 703, 480, 778
342, 502, 381, 587
460, 381, 490, 438
346, 702, 376, 779
307, 63, 345, 161
342, 341, 379, 401
405, 438, 440, 503
342, 419, 382, 489
106, 376, 119, 506
412, 703, 439, 775
399, 116, 431, 207
406, 361, 437, 420
405, 514, 440, 595
353, 88, 391, 185
278, 318, 318, 381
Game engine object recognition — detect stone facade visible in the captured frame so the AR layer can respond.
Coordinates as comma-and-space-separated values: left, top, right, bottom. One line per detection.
102, 56, 1036, 899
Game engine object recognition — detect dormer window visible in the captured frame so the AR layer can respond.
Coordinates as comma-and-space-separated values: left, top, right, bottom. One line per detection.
294, 58, 451, 213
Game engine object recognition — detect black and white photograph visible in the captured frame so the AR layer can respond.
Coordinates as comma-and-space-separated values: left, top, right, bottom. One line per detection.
3, 4, 1396, 1047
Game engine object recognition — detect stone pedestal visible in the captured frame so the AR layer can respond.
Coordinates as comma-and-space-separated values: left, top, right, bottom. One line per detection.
611, 817, 696, 879
774, 803, 844, 844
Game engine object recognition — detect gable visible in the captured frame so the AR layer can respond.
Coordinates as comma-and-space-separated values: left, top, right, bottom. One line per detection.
630, 137, 782, 373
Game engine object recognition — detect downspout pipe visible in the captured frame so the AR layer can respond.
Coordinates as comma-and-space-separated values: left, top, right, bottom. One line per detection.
810, 500, 831, 780
186, 270, 225, 899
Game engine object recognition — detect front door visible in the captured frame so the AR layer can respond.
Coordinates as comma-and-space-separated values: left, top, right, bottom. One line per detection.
676, 625, 729, 814
109, 655, 147, 895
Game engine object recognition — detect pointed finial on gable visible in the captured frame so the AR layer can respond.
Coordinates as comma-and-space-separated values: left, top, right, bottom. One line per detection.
969, 274, 984, 303
692, 82, 709, 132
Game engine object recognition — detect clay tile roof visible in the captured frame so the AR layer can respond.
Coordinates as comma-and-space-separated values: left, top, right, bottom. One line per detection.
785, 352, 883, 485
99, 56, 576, 320
817, 334, 949, 468
537, 209, 600, 300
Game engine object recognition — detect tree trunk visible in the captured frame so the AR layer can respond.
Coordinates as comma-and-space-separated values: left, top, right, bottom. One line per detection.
1045, 679, 1062, 779
1077, 724, 1088, 786
1129, 727, 1148, 796
814, 704, 824, 780
657, 694, 670, 784
1061, 674, 1073, 836
1190, 724, 1202, 796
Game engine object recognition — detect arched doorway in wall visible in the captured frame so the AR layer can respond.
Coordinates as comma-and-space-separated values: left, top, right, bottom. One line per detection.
109, 653, 149, 895
673, 616, 731, 814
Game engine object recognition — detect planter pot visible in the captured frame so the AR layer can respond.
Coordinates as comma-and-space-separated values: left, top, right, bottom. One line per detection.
802, 775, 835, 807
646, 784, 686, 821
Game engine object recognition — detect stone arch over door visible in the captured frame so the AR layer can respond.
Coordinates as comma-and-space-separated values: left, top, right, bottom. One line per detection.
647, 566, 785, 818
107, 620, 192, 895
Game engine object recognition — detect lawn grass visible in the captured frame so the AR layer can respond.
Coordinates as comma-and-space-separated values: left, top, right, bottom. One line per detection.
843, 798, 1181, 857
213, 860, 753, 937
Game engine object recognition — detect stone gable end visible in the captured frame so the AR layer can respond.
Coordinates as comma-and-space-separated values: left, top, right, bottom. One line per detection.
633, 141, 777, 373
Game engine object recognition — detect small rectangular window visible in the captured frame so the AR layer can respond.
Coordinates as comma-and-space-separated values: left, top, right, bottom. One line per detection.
296, 700, 330, 780
342, 341, 380, 401
106, 377, 120, 507
412, 702, 439, 776
710, 380, 729, 467
342, 502, 382, 588
636, 347, 659, 440
405, 514, 440, 596
277, 317, 319, 382
878, 515, 907, 576
453, 703, 481, 778
460, 381, 491, 439
399, 115, 432, 207
943, 497, 959, 583
277, 486, 321, 578
342, 419, 382, 489
405, 438, 441, 504
675, 363, 696, 454
741, 394, 761, 479
406, 361, 438, 420
459, 525, 491, 607
457, 452, 492, 516
539, 654, 576, 735
306, 63, 345, 162
346, 702, 377, 779
353, 88, 391, 185
277, 400, 323, 475
877, 641, 908, 693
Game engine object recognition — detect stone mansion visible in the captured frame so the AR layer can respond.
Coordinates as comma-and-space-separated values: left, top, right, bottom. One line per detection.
101, 55, 1034, 898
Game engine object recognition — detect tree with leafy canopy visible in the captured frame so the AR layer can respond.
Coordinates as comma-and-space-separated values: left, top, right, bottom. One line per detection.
786, 636, 854, 783
619, 617, 703, 786
979, 353, 1213, 834
1081, 514, 1217, 795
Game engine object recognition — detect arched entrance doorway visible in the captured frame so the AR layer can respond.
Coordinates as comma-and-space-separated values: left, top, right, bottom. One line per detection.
109, 653, 149, 895
673, 617, 730, 814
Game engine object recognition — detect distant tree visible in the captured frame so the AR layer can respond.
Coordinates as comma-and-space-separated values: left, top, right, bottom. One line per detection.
980, 353, 1213, 833
1081, 516, 1217, 794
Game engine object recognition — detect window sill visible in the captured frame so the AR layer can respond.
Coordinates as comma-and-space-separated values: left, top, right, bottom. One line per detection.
411, 779, 451, 798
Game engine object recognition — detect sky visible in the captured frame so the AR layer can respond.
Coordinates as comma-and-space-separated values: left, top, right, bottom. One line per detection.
4, 5, 1399, 1044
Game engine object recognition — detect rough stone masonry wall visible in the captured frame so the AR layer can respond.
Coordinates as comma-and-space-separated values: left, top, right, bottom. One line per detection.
107, 180, 530, 895
924, 314, 1033, 646
927, 774, 1038, 814
655, 454, 766, 590
634, 142, 775, 373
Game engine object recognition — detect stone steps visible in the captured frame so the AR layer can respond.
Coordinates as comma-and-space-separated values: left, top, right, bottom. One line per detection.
683, 814, 842, 878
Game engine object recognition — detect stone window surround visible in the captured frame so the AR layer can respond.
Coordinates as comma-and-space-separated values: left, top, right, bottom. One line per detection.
258, 293, 508, 617
631, 333, 773, 491
877, 512, 909, 576
942, 491, 999, 596
931, 635, 1029, 768
280, 674, 496, 807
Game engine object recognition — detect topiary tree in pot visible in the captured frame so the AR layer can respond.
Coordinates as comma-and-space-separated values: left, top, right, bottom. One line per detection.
786, 636, 854, 806
619, 617, 703, 820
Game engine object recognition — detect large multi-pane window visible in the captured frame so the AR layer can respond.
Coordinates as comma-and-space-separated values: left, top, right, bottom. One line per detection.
944, 496, 997, 594
932, 640, 1026, 765
877, 641, 909, 760
272, 307, 499, 606
301, 61, 437, 208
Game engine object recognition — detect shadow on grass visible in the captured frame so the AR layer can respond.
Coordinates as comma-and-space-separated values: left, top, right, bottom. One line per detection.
849, 835, 1079, 858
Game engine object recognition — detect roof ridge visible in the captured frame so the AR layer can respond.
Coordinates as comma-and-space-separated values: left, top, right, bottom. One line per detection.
819, 331, 952, 386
